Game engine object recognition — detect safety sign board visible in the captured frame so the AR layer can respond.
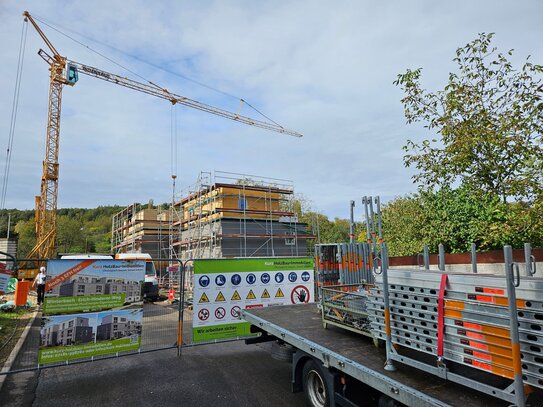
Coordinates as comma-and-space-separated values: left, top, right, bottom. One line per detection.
192, 257, 314, 342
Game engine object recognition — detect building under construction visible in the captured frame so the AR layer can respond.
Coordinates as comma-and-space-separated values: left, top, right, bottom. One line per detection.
172, 172, 313, 260
111, 172, 314, 266
111, 202, 170, 259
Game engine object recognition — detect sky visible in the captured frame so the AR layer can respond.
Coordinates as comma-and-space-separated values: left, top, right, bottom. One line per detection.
1, 1, 542, 220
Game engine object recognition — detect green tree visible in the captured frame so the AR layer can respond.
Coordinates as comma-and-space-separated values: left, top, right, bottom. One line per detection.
14, 219, 36, 257
395, 33, 543, 202
57, 216, 84, 253
380, 194, 426, 256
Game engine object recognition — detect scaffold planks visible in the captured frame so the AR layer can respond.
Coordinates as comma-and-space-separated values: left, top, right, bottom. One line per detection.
368, 268, 543, 390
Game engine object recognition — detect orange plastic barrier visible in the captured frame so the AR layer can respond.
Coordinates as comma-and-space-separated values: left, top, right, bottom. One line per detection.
14, 280, 31, 306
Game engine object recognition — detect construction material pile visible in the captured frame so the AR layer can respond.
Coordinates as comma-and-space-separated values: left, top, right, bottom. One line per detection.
316, 243, 375, 335
368, 268, 543, 390
315, 243, 375, 287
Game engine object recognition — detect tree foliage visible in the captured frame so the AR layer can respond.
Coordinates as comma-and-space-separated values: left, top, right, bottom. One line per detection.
2, 206, 123, 256
395, 33, 543, 202
291, 195, 359, 245
382, 189, 543, 256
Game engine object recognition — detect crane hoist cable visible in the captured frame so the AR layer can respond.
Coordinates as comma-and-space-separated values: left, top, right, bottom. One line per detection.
2, 20, 29, 211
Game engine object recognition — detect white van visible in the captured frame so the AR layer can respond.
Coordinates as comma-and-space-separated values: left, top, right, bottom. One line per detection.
114, 253, 160, 302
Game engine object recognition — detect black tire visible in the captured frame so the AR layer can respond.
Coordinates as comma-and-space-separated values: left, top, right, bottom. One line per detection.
271, 341, 295, 362
302, 359, 330, 407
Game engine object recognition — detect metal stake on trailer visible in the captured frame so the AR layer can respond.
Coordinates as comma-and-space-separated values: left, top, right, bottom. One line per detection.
504, 245, 526, 407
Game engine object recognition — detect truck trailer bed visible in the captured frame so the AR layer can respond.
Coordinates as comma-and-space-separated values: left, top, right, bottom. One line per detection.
242, 303, 517, 407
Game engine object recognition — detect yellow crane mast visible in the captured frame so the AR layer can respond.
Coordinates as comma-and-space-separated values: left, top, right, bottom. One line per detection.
22, 11, 302, 263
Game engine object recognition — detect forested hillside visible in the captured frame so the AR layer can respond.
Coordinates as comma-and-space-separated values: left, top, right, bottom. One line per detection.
0, 206, 124, 256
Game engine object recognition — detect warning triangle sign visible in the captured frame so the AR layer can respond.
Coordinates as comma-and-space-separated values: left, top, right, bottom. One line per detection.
199, 292, 210, 303
261, 289, 270, 299
275, 288, 284, 298
246, 289, 256, 300
215, 291, 226, 302
231, 290, 241, 301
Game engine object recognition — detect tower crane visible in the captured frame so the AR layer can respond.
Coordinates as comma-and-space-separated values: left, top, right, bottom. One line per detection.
22, 11, 302, 262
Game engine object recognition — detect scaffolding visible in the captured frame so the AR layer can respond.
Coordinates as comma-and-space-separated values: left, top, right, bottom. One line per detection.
110, 202, 170, 259
172, 171, 315, 260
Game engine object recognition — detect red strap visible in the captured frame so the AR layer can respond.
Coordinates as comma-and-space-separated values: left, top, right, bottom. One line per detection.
437, 273, 448, 358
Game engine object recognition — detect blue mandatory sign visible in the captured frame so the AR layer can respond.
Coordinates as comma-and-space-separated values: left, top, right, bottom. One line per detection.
231, 274, 242, 286
274, 272, 284, 283
288, 272, 298, 283
301, 271, 311, 282
215, 275, 226, 286
199, 275, 210, 288
246, 273, 257, 285
261, 273, 271, 284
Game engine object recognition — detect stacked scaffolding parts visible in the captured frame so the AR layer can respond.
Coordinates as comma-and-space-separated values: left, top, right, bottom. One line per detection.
368, 246, 543, 405
315, 243, 374, 287
317, 196, 382, 337
318, 243, 375, 337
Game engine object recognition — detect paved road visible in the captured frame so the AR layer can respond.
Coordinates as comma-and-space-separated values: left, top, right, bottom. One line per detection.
0, 302, 305, 406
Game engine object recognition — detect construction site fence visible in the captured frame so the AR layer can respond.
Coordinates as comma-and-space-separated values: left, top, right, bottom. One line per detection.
0, 257, 249, 376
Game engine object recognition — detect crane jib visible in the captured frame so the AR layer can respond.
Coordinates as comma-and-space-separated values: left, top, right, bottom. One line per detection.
71, 60, 303, 138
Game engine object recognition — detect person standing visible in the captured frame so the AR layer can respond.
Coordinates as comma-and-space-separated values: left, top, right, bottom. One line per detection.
33, 266, 47, 306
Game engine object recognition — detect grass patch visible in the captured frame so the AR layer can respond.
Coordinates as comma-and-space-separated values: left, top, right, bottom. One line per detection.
0, 307, 34, 367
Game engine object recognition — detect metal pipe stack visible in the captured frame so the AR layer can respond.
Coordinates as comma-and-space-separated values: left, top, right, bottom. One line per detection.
368, 267, 543, 390
315, 243, 374, 287
315, 244, 340, 287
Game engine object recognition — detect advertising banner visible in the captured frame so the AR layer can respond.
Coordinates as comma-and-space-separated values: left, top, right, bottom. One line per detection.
39, 259, 145, 364
0, 263, 10, 294
192, 257, 314, 343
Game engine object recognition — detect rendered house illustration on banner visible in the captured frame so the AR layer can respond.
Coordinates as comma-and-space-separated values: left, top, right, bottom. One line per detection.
38, 259, 145, 364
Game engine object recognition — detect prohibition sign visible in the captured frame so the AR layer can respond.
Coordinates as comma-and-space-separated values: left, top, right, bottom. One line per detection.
198, 308, 210, 321
291, 285, 310, 304
231, 306, 241, 318
215, 307, 226, 320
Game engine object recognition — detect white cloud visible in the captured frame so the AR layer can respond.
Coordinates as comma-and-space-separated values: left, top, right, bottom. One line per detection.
0, 0, 542, 220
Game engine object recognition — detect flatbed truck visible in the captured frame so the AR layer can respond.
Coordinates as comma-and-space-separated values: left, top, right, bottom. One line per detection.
241, 303, 534, 407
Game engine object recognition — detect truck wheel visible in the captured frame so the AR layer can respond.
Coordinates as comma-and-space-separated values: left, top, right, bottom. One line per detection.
303, 359, 330, 407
